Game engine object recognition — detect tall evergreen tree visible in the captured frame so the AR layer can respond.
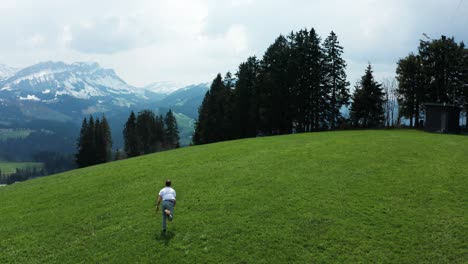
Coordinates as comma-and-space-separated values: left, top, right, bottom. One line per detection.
87, 115, 96, 165
396, 53, 425, 127
235, 57, 260, 138
222, 72, 237, 140
193, 90, 211, 145
76, 115, 112, 167
76, 117, 89, 168
154, 114, 165, 151
136, 110, 157, 154
94, 118, 102, 163
322, 31, 350, 129
257, 35, 292, 135
419, 36, 466, 105
350, 65, 386, 127
463, 48, 468, 126
164, 110, 180, 148
95, 116, 112, 163
123, 111, 139, 157
288, 28, 324, 131
193, 74, 233, 144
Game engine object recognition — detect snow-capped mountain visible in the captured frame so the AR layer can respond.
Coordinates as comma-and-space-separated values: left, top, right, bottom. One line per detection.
0, 64, 20, 81
0, 61, 152, 104
0, 61, 172, 123
144, 81, 187, 95
0, 61, 209, 159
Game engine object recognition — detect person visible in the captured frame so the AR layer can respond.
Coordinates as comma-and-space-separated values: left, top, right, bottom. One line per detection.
156, 179, 176, 233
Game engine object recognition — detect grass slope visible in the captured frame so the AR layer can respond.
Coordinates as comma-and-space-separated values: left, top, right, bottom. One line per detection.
0, 130, 467, 263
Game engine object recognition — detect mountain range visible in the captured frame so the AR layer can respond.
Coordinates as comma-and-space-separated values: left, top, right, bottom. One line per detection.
0, 61, 209, 160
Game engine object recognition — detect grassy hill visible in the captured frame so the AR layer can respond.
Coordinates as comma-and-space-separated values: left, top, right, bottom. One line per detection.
0, 130, 467, 263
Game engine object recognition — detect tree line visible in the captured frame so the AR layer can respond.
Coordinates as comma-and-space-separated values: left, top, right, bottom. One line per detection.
123, 109, 179, 158
75, 109, 180, 168
76, 115, 113, 168
0, 167, 47, 185
194, 28, 388, 145
396, 35, 468, 127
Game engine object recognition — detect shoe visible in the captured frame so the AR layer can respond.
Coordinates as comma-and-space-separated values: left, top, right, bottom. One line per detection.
162, 228, 166, 233
165, 209, 173, 221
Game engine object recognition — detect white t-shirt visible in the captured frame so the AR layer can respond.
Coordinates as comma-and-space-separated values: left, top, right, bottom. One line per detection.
159, 187, 176, 201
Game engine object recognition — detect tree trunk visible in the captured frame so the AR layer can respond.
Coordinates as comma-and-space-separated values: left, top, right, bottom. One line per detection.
414, 102, 420, 128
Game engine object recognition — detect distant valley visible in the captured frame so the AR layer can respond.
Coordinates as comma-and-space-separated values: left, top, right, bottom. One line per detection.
0, 62, 208, 161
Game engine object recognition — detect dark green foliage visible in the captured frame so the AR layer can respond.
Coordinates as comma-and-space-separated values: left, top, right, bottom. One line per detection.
123, 109, 179, 157
164, 110, 180, 149
193, 74, 234, 144
323, 31, 350, 129
136, 110, 158, 154
0, 167, 46, 184
123, 111, 139, 157
194, 28, 351, 144
463, 49, 468, 126
75, 118, 89, 167
95, 117, 112, 163
397, 35, 467, 127
75, 115, 113, 168
33, 151, 76, 175
257, 35, 292, 135
419, 36, 465, 105
350, 65, 386, 127
289, 28, 325, 131
396, 53, 425, 127
235, 57, 260, 137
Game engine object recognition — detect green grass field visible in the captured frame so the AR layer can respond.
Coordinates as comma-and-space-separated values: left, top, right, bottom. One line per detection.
0, 130, 467, 263
0, 162, 43, 175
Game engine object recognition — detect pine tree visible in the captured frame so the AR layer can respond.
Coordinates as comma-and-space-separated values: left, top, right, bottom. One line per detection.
94, 118, 102, 163
463, 48, 468, 126
100, 116, 112, 162
322, 31, 350, 129
288, 28, 324, 131
136, 110, 157, 154
154, 114, 165, 151
193, 74, 233, 144
257, 35, 292, 135
123, 111, 139, 157
193, 90, 210, 145
87, 115, 97, 165
164, 110, 180, 148
350, 64, 386, 128
396, 53, 425, 127
235, 57, 260, 138
76, 117, 88, 168
419, 36, 465, 105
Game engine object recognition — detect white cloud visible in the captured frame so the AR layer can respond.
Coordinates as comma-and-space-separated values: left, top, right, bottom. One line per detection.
0, 0, 467, 86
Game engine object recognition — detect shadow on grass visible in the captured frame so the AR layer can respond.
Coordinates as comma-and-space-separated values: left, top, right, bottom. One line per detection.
155, 230, 175, 246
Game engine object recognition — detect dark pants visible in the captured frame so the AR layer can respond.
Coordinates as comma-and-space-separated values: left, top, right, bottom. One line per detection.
161, 200, 174, 230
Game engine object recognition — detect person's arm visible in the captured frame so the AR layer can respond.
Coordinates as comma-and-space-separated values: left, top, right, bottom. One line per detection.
156, 195, 162, 211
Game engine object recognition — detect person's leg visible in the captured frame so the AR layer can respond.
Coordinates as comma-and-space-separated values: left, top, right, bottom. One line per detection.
161, 202, 167, 231
167, 202, 174, 221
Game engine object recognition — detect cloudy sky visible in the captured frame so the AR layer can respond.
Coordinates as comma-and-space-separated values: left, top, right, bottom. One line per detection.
1, 0, 467, 87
